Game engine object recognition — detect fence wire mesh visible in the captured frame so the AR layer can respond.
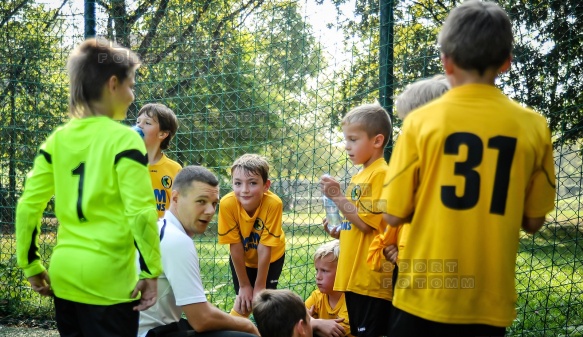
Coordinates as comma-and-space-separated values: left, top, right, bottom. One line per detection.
0, 0, 581, 336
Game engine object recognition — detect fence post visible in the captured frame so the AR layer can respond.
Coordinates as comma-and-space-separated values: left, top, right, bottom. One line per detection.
84, 0, 96, 39
379, 0, 395, 162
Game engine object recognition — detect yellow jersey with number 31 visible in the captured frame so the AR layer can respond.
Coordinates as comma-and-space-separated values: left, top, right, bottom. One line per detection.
383, 84, 556, 327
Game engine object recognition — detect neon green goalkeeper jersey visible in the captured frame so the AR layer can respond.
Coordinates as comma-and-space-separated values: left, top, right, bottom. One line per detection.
16, 116, 162, 305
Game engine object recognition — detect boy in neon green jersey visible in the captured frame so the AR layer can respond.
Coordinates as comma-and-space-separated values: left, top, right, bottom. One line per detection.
16, 38, 162, 337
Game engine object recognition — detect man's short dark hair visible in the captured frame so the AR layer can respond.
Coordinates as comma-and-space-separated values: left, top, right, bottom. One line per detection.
173, 166, 218, 194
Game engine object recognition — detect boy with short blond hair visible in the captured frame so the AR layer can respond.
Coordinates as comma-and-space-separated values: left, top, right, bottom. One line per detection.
134, 103, 181, 218
395, 74, 449, 120
16, 38, 161, 337
218, 153, 286, 317
306, 240, 353, 337
320, 102, 393, 336
383, 1, 556, 335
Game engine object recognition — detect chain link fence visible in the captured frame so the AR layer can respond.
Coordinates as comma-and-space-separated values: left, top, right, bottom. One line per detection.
1, 0, 581, 335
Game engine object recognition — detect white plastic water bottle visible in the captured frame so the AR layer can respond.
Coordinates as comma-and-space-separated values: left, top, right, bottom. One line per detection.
323, 195, 342, 232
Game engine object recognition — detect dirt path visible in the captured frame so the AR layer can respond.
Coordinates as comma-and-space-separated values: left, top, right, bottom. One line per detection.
0, 325, 59, 336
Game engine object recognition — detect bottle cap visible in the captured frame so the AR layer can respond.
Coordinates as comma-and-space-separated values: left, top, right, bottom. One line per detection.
131, 125, 144, 138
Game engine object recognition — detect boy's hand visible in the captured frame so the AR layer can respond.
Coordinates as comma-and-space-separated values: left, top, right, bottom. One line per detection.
132, 278, 158, 311
323, 218, 340, 239
235, 285, 253, 316
28, 271, 53, 297
383, 244, 399, 264
308, 305, 315, 317
312, 317, 346, 337
320, 175, 342, 199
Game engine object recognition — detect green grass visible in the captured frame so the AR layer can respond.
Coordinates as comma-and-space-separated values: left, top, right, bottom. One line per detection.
1, 222, 581, 336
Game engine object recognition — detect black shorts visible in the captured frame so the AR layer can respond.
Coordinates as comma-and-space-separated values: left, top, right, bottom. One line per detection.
389, 307, 506, 337
54, 296, 139, 337
344, 291, 392, 337
229, 254, 285, 294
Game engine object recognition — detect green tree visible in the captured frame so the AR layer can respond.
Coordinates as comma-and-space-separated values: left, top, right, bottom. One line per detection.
327, 0, 582, 145
0, 0, 68, 229
95, 0, 324, 175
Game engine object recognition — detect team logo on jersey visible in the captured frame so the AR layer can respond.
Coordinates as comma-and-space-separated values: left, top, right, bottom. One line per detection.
161, 176, 173, 189
351, 184, 362, 201
253, 218, 265, 231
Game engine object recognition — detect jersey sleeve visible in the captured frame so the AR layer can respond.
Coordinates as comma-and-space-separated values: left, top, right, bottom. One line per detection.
305, 290, 318, 317
217, 197, 241, 244
115, 141, 162, 280
259, 196, 284, 247
524, 125, 556, 218
16, 141, 55, 278
356, 169, 388, 231
384, 121, 419, 219
366, 225, 401, 271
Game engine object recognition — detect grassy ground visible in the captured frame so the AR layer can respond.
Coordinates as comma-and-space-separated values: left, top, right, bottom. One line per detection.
1, 216, 581, 336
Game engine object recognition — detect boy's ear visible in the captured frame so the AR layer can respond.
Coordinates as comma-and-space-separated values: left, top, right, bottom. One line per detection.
373, 134, 385, 148
263, 179, 271, 192
294, 319, 309, 337
498, 54, 512, 73
158, 130, 170, 141
107, 75, 120, 92
441, 53, 455, 75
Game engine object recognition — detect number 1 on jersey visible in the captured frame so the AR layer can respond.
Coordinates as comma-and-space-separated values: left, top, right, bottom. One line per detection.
72, 162, 88, 222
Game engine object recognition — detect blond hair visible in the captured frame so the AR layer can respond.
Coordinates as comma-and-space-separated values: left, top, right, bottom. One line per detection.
314, 240, 339, 263
231, 154, 270, 183
67, 38, 140, 118
395, 75, 450, 120
342, 102, 392, 147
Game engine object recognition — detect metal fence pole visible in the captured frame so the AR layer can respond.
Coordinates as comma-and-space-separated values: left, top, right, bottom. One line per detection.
84, 0, 96, 39
379, 0, 395, 162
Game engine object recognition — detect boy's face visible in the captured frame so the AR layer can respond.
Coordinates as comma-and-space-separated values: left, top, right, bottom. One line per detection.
314, 255, 337, 295
342, 122, 381, 168
136, 112, 167, 149
171, 181, 219, 237
232, 167, 270, 216
111, 70, 136, 120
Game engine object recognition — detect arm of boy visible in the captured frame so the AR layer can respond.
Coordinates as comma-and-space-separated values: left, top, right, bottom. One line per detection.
16, 143, 55, 288
131, 278, 157, 311
230, 243, 253, 315
383, 213, 412, 227
306, 300, 346, 337
254, 244, 271, 296
311, 317, 346, 337
182, 301, 259, 335
27, 271, 53, 297
320, 175, 373, 234
522, 216, 545, 234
